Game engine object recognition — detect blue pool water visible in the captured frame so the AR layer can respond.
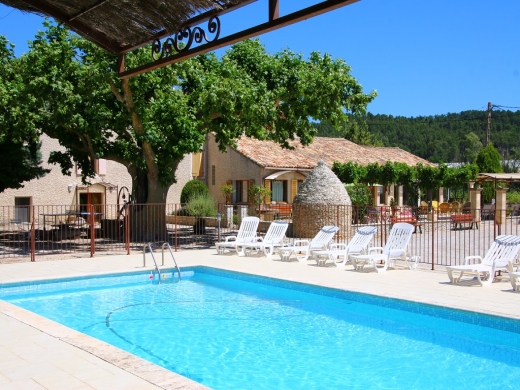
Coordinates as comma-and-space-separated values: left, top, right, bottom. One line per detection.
1, 267, 520, 389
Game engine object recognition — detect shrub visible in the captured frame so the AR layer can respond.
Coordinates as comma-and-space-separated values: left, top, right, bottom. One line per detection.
507, 190, 520, 204
346, 183, 373, 224
345, 183, 372, 206
185, 193, 217, 217
181, 180, 209, 204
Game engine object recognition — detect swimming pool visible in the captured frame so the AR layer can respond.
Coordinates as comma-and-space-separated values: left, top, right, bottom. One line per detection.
1, 266, 519, 389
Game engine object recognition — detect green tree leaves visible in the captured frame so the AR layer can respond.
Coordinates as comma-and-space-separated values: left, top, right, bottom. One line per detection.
14, 23, 375, 204
332, 161, 478, 191
0, 35, 49, 192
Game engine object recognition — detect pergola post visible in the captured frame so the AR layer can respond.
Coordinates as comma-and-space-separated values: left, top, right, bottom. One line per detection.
469, 187, 482, 221
495, 187, 508, 228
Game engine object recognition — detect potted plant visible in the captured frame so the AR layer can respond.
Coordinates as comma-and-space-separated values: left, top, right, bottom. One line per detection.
390, 197, 399, 215
219, 184, 235, 204
248, 185, 271, 204
185, 193, 217, 234
248, 185, 272, 218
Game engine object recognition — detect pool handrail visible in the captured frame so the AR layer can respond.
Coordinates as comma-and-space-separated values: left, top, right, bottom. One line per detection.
144, 243, 162, 280
161, 242, 181, 282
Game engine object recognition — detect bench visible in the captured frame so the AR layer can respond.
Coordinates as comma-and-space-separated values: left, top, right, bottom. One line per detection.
268, 204, 292, 220
390, 216, 423, 234
451, 214, 480, 230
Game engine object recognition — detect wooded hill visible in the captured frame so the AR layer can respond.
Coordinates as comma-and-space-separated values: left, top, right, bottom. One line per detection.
314, 110, 520, 164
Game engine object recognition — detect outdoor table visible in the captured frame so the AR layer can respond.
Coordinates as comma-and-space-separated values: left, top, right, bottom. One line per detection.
40, 213, 73, 232
40, 212, 103, 232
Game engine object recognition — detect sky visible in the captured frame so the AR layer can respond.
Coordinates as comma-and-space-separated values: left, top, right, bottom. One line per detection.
1, 0, 519, 118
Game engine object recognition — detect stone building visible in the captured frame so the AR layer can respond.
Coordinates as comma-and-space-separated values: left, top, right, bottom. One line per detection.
202, 134, 436, 207
292, 160, 352, 240
0, 135, 192, 222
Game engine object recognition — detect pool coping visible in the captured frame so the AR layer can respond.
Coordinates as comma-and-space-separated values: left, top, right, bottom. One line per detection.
1, 249, 520, 389
0, 298, 209, 390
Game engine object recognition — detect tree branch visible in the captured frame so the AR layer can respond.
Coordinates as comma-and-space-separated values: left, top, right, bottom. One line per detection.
108, 78, 125, 104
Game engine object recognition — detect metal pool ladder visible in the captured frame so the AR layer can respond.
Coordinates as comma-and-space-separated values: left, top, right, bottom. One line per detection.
162, 242, 181, 282
143, 242, 181, 282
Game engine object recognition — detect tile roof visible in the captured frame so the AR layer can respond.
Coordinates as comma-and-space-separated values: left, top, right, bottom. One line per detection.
235, 136, 435, 169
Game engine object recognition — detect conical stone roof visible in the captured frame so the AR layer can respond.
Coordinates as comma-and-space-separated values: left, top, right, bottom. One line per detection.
293, 160, 351, 205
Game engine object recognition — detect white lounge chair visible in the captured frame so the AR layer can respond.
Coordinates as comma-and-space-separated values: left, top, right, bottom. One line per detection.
312, 226, 377, 267
245, 221, 289, 256
446, 235, 520, 286
215, 216, 260, 256
507, 261, 520, 292
278, 225, 339, 263
351, 223, 415, 273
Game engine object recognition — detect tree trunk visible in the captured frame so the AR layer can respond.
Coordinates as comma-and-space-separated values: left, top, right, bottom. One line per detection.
128, 167, 170, 243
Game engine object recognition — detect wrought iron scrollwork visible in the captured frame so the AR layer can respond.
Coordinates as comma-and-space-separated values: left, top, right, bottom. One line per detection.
152, 16, 221, 60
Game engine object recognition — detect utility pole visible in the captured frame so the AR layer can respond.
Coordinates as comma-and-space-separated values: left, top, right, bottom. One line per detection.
486, 102, 492, 145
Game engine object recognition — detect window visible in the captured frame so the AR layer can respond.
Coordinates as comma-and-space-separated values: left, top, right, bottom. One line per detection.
271, 181, 287, 202
14, 197, 31, 222
76, 158, 106, 176
95, 159, 106, 176
211, 165, 215, 186
234, 180, 249, 203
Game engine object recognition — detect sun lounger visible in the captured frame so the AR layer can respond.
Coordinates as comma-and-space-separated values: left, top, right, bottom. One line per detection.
446, 235, 520, 286
351, 223, 415, 273
244, 221, 288, 256
215, 216, 260, 256
312, 226, 377, 267
278, 225, 339, 263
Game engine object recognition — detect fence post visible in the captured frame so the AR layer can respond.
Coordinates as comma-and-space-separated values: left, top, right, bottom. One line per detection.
174, 203, 178, 252
431, 211, 435, 270
90, 204, 95, 257
336, 205, 340, 241
125, 203, 130, 255
30, 205, 35, 262
379, 207, 384, 247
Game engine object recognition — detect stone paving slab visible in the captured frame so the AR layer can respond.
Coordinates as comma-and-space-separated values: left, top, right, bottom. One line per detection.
0, 249, 519, 389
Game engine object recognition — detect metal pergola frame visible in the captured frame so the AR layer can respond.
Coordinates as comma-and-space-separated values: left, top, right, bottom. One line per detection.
3, 0, 359, 78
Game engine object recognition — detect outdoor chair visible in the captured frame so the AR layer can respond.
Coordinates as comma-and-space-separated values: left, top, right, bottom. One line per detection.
481, 204, 495, 221
449, 201, 461, 213
215, 216, 260, 256
439, 202, 450, 215
312, 226, 377, 268
446, 235, 520, 286
244, 221, 288, 256
278, 225, 339, 263
351, 223, 416, 273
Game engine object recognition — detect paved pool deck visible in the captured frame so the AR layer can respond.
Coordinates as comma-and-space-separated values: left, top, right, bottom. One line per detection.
0, 250, 519, 389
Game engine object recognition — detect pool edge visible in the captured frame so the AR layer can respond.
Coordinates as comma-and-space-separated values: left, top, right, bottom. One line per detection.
0, 299, 209, 390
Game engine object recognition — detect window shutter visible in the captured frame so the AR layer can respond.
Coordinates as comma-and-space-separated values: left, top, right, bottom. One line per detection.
191, 152, 204, 178
291, 180, 298, 202
247, 180, 254, 203
97, 159, 107, 175
264, 180, 271, 204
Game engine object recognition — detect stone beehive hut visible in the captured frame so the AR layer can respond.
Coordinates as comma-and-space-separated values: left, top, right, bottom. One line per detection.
292, 160, 352, 240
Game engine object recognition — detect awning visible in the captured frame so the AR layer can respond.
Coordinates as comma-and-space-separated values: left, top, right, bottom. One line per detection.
77, 182, 118, 192
264, 171, 308, 180
476, 173, 520, 182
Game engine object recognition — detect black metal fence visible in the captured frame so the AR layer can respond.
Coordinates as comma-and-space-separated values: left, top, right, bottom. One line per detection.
1, 203, 519, 269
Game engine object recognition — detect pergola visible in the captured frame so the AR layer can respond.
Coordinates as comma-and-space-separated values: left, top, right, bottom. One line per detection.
476, 173, 520, 185
1, 0, 358, 78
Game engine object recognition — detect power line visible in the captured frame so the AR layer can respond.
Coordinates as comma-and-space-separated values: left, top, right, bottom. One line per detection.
0, 9, 15, 19
493, 104, 520, 110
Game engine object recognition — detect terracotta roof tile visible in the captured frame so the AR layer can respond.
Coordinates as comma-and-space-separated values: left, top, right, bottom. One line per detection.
235, 136, 435, 169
